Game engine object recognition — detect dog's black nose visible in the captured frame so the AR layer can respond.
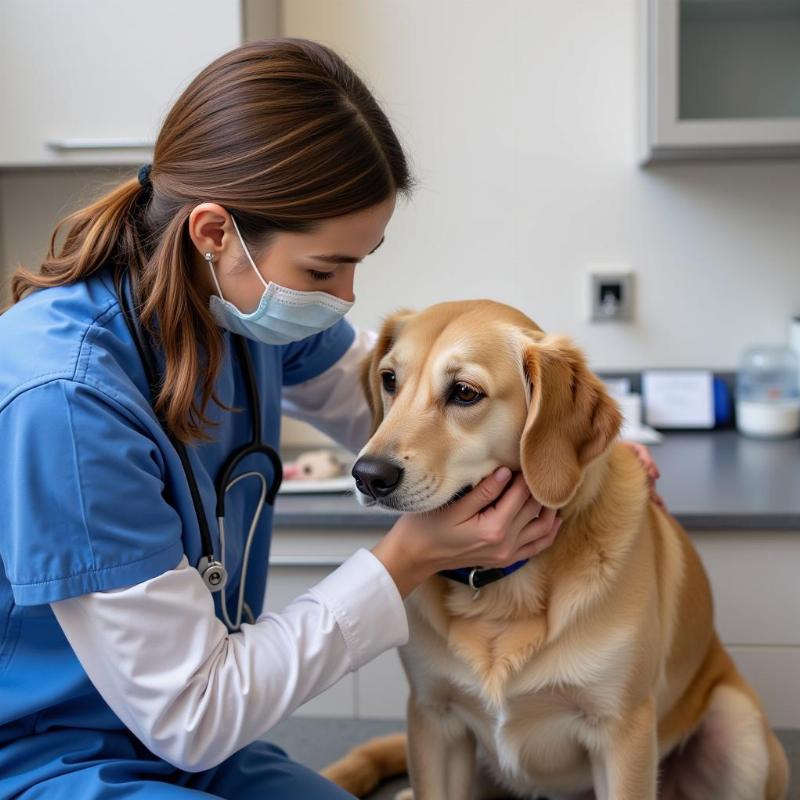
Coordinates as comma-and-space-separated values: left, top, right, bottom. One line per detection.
351, 456, 405, 499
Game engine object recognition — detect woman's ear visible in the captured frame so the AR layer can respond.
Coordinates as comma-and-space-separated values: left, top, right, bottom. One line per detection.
360, 309, 416, 437
519, 334, 622, 508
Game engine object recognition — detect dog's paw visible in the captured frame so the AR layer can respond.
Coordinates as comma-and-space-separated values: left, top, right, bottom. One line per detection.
394, 789, 414, 800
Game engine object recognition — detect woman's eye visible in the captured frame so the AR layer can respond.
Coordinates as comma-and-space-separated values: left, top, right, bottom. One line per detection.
450, 382, 483, 405
381, 371, 397, 394
308, 269, 335, 281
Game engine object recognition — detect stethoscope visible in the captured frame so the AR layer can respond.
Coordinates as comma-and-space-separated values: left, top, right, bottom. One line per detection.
114, 267, 283, 632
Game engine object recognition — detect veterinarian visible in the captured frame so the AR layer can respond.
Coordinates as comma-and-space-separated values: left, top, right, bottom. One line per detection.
0, 39, 661, 799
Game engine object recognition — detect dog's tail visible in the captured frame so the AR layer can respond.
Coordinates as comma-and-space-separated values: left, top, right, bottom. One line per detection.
321, 732, 408, 797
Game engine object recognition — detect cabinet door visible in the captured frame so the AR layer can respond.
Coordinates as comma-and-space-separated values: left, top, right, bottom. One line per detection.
357, 647, 409, 719
692, 531, 800, 647
692, 530, 800, 727
641, 0, 800, 161
0, 0, 242, 167
267, 527, 404, 719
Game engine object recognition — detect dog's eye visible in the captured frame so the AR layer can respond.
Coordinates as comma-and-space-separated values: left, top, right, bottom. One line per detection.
381, 371, 397, 394
449, 382, 483, 405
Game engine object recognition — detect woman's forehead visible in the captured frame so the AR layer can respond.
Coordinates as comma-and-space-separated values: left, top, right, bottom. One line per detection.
276, 194, 396, 258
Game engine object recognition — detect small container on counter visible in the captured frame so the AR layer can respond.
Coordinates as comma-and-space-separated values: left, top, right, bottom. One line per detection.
736, 344, 800, 438
791, 316, 800, 384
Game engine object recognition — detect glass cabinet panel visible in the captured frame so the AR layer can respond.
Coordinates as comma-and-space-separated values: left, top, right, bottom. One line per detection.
679, 0, 800, 121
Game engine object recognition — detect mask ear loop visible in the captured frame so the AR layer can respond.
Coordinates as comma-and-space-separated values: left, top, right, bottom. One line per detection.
230, 214, 269, 291
204, 251, 225, 300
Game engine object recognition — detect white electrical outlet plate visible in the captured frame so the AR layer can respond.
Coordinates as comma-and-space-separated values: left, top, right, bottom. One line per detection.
590, 272, 634, 322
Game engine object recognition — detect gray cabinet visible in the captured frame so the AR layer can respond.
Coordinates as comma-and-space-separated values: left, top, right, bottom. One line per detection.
639, 0, 800, 162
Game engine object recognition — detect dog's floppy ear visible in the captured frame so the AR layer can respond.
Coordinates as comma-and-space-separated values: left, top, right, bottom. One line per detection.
520, 334, 622, 508
360, 309, 416, 437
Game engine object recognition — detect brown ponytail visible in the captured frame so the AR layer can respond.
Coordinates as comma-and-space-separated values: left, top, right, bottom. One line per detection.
3, 37, 413, 443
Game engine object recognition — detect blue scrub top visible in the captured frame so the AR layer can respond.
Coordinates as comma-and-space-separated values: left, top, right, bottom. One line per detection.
0, 266, 355, 787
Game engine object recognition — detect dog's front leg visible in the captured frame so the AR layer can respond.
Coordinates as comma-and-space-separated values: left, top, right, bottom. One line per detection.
593, 695, 658, 800
406, 693, 476, 800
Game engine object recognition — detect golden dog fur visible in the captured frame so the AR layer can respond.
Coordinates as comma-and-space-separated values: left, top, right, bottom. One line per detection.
323, 300, 789, 800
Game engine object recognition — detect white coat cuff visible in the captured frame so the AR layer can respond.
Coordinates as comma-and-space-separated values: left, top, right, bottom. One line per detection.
306, 547, 408, 671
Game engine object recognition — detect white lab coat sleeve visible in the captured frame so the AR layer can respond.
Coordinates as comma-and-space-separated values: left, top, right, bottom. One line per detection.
50, 547, 407, 773
281, 325, 377, 454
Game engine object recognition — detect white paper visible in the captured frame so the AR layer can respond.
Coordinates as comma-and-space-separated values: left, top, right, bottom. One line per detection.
616, 391, 663, 443
642, 370, 714, 429
603, 377, 632, 398
616, 393, 643, 427
619, 421, 664, 444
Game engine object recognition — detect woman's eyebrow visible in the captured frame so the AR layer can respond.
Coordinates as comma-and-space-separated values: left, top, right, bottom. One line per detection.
308, 236, 385, 264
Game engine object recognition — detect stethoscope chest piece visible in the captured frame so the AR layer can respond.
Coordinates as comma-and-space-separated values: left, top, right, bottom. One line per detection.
198, 556, 228, 593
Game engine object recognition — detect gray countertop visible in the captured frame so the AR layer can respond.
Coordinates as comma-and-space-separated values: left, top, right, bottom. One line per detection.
273, 431, 800, 531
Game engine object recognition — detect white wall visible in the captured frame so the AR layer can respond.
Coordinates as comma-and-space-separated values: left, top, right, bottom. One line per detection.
282, 0, 800, 371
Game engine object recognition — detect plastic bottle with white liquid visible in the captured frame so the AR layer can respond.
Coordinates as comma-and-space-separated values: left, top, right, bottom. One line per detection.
736, 344, 800, 438
791, 316, 800, 390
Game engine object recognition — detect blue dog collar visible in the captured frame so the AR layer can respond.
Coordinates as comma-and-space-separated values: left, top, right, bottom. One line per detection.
438, 558, 530, 596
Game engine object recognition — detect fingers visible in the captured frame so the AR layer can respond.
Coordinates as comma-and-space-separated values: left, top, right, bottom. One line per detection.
488, 472, 535, 522
454, 471, 546, 554
651, 489, 667, 511
511, 495, 544, 530
447, 469, 564, 568
536, 505, 558, 530
516, 505, 557, 545
626, 441, 661, 480
513, 515, 562, 560
451, 466, 512, 520
490, 507, 559, 567
628, 441, 668, 509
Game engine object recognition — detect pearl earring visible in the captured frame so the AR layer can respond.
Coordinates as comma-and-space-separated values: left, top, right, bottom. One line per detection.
204, 251, 215, 263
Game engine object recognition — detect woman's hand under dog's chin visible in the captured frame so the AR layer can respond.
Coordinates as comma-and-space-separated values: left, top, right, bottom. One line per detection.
371, 467, 562, 599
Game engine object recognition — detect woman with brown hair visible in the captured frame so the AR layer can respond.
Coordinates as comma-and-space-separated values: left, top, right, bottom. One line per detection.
0, 38, 570, 798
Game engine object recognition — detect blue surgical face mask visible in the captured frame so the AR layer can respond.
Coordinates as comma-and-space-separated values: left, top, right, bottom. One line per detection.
207, 214, 354, 346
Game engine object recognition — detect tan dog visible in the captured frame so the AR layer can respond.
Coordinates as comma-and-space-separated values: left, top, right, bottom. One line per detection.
324, 300, 789, 800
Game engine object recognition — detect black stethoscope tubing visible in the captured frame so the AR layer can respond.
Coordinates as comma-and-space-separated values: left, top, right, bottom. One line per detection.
113, 266, 283, 596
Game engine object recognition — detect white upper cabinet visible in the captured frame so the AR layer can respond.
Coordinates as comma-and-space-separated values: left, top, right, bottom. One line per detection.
0, 0, 243, 167
639, 0, 800, 162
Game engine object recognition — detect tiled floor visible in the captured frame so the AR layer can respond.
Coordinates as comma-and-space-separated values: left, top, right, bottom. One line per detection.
266, 717, 800, 799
